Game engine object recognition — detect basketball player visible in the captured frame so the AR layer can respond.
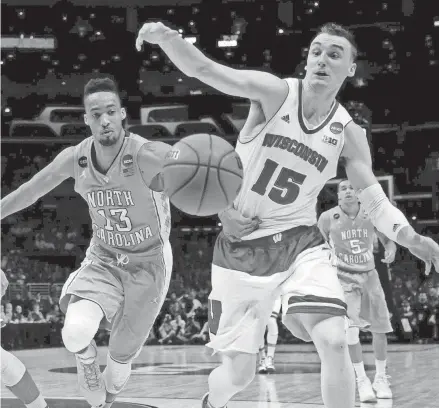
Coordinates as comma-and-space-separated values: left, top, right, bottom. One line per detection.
1, 78, 173, 408
1, 269, 50, 408
318, 179, 395, 402
136, 22, 439, 408
257, 296, 281, 374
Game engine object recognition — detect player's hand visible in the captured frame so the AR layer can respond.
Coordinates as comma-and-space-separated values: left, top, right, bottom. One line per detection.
219, 207, 261, 242
381, 244, 396, 264
401, 233, 439, 275
136, 22, 176, 51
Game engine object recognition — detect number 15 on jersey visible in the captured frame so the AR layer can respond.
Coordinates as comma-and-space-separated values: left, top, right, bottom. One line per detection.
251, 159, 307, 205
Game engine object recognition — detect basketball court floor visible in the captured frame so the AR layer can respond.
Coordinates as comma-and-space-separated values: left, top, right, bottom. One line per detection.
1, 343, 438, 408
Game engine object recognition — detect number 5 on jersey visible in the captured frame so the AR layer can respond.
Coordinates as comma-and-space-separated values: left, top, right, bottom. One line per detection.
251, 159, 307, 205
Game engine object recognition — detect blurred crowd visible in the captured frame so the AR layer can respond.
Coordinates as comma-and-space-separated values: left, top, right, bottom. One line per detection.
392, 270, 439, 343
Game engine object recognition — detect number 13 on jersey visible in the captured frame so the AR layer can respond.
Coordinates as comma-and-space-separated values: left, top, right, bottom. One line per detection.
251, 159, 307, 205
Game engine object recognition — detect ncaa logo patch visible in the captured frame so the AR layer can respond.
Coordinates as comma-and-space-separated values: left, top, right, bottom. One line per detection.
78, 156, 88, 168
122, 154, 134, 166
330, 122, 343, 135
334, 213, 340, 219
122, 154, 134, 177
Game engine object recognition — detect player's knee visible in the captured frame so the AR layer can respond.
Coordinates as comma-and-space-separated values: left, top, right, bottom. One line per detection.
312, 317, 347, 353
62, 301, 102, 353
225, 352, 256, 389
346, 327, 360, 345
62, 317, 99, 353
1, 348, 26, 387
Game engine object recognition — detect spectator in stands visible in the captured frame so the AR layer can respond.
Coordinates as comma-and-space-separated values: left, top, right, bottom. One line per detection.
1, 304, 6, 326
412, 292, 432, 343
171, 314, 187, 344
191, 321, 210, 344
12, 305, 26, 323
158, 314, 176, 345
4, 302, 13, 323
168, 292, 184, 317
28, 303, 46, 323
185, 315, 201, 342
404, 279, 418, 303
186, 289, 202, 317
10, 293, 24, 311
46, 304, 63, 324
30, 292, 52, 315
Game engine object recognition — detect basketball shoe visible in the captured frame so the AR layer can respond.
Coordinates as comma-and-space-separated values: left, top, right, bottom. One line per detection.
76, 340, 106, 407
356, 376, 376, 403
372, 374, 392, 399
257, 357, 267, 374
201, 392, 228, 408
265, 356, 275, 374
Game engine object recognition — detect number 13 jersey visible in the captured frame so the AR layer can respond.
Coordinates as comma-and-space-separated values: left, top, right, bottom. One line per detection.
235, 78, 352, 240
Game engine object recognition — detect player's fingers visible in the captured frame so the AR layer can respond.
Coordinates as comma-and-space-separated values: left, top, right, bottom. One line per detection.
136, 24, 150, 50
424, 260, 432, 276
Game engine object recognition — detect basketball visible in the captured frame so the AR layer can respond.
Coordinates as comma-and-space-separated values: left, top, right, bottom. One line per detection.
163, 134, 243, 216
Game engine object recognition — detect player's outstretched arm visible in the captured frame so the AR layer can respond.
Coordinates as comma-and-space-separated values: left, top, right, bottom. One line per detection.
1, 147, 75, 220
137, 141, 172, 192
317, 211, 331, 242
376, 230, 397, 264
136, 22, 288, 121
342, 121, 439, 273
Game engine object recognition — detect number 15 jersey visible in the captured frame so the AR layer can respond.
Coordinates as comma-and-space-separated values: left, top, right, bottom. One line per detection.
234, 78, 352, 240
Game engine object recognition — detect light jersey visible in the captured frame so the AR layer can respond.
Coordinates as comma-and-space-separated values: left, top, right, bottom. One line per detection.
235, 78, 352, 240
73, 132, 171, 257
322, 205, 376, 273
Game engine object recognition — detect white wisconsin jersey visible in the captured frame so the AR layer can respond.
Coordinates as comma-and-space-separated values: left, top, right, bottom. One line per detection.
235, 78, 352, 240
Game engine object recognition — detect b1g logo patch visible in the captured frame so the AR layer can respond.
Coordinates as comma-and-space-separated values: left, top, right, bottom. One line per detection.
322, 134, 338, 146
122, 154, 134, 177
166, 150, 180, 160
78, 156, 88, 168
330, 122, 343, 134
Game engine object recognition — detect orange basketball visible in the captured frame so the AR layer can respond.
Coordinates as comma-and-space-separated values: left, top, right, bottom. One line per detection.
163, 134, 243, 216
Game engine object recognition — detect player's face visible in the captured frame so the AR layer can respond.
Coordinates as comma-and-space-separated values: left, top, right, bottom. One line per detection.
305, 34, 356, 89
84, 91, 126, 147
338, 180, 357, 204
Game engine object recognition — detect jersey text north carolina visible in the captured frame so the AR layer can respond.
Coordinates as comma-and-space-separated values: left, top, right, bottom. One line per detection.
319, 205, 375, 273
73, 132, 170, 256
235, 78, 352, 239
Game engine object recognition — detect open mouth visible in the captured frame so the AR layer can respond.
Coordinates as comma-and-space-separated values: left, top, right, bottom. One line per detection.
315, 72, 328, 77
102, 129, 113, 136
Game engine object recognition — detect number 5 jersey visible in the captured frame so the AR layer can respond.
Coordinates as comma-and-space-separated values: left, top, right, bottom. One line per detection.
235, 78, 352, 240
72, 132, 171, 257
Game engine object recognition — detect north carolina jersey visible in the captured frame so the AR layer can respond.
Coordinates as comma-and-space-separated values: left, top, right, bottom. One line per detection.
234, 78, 352, 240
73, 132, 171, 257
319, 205, 376, 273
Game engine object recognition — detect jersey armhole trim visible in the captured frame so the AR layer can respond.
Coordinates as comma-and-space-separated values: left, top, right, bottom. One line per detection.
136, 140, 154, 190
238, 78, 291, 145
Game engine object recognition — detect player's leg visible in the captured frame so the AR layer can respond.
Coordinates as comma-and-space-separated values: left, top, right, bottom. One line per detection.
257, 330, 267, 374
1, 347, 48, 408
204, 351, 257, 408
281, 250, 355, 408
265, 300, 280, 373
338, 272, 377, 402
363, 269, 393, 399
104, 243, 173, 407
204, 263, 278, 408
60, 260, 123, 407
